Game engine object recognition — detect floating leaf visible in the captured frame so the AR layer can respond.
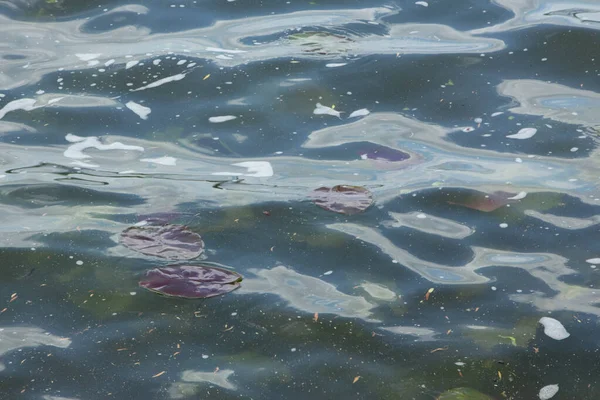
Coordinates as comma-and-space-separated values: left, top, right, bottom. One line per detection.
498, 335, 517, 346
120, 224, 204, 260
539, 384, 559, 400
348, 108, 370, 118
506, 127, 537, 139
139, 264, 242, 299
313, 103, 341, 118
311, 185, 373, 215
209, 115, 237, 123
539, 317, 570, 340
437, 387, 494, 399
425, 288, 434, 301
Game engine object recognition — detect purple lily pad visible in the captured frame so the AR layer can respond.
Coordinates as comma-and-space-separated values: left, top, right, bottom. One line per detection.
139, 264, 242, 299
311, 185, 374, 215
120, 224, 204, 260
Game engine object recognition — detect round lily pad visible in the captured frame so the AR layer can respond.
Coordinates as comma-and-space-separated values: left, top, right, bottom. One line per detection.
311, 185, 374, 215
120, 224, 204, 260
139, 264, 243, 299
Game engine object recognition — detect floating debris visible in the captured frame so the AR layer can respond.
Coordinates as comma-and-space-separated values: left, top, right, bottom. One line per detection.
539, 317, 570, 340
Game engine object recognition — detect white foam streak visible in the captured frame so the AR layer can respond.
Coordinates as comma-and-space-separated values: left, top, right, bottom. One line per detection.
140, 156, 177, 166
63, 134, 144, 159
0, 98, 39, 120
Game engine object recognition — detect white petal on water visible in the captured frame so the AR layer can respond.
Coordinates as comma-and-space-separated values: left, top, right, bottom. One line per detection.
474, 117, 483, 124
132, 73, 187, 92
313, 103, 341, 118
539, 384, 559, 400
75, 53, 101, 61
212, 161, 274, 178
462, 127, 475, 132
209, 115, 237, 123
539, 317, 570, 340
140, 156, 177, 166
206, 47, 246, 54
104, 59, 115, 67
586, 258, 600, 264
125, 101, 151, 120
491, 112, 504, 117
507, 127, 537, 139
325, 63, 347, 68
0, 98, 39, 120
348, 108, 370, 118
125, 60, 139, 69
64, 134, 144, 159
507, 191, 527, 200
323, 270, 333, 275
415, 1, 428, 6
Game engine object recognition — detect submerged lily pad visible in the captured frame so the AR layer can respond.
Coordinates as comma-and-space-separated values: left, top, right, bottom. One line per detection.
120, 224, 204, 260
448, 191, 516, 212
438, 387, 495, 400
139, 265, 242, 299
311, 185, 374, 215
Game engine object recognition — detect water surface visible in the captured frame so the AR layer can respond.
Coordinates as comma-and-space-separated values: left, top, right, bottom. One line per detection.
1, 0, 600, 398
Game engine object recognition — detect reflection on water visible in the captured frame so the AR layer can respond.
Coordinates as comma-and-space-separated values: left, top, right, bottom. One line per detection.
1, 0, 600, 398
239, 266, 376, 321
0, 326, 71, 371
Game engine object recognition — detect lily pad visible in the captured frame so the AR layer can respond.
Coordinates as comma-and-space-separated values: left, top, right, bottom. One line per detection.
139, 264, 243, 299
438, 387, 494, 400
311, 185, 373, 215
448, 191, 516, 212
120, 224, 204, 260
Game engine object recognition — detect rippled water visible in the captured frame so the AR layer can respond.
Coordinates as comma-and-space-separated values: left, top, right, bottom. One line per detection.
1, 0, 600, 398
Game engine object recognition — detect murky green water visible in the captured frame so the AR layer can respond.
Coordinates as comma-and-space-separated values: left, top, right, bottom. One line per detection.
1, 0, 600, 399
